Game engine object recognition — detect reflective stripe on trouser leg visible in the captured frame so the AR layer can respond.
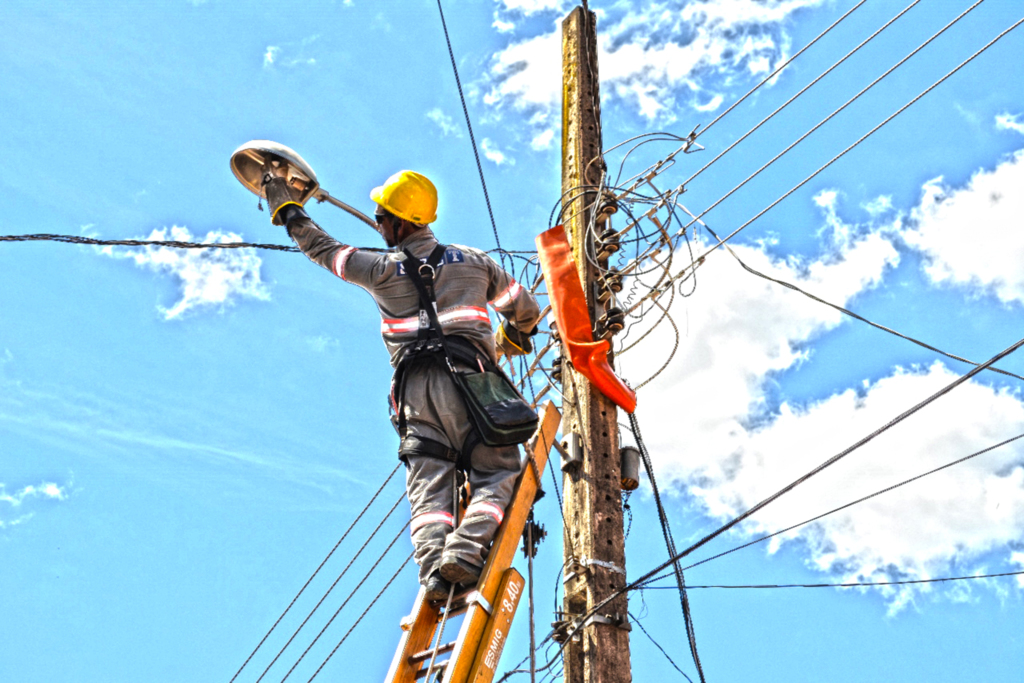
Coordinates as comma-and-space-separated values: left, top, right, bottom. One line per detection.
405, 454, 457, 585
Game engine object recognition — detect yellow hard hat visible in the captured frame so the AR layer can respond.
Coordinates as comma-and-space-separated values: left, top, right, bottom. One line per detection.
370, 170, 438, 224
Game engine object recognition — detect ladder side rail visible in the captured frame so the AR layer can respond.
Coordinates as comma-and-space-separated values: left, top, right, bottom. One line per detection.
443, 401, 562, 683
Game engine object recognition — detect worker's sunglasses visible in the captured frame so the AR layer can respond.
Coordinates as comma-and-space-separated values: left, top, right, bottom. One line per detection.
374, 212, 389, 224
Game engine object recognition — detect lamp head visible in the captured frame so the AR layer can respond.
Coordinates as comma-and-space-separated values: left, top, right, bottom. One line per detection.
230, 140, 320, 205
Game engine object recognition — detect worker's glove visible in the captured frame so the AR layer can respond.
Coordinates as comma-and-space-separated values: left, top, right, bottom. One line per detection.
261, 165, 305, 226
495, 320, 537, 357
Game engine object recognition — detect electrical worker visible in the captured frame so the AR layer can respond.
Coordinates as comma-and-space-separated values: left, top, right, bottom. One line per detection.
261, 167, 540, 601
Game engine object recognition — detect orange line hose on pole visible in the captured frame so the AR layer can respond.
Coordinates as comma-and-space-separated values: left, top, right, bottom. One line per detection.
536, 225, 637, 414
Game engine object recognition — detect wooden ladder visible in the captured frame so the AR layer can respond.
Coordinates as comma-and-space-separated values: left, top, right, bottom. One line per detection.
384, 401, 561, 683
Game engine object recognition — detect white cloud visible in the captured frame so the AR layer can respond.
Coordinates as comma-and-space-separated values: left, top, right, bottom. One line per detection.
694, 94, 724, 113
263, 45, 281, 68
862, 195, 894, 218
97, 226, 271, 320
903, 150, 1024, 305
306, 334, 340, 353
1012, 552, 1024, 588
486, 0, 823, 129
498, 0, 569, 14
622, 194, 1024, 611
1, 480, 71, 529
426, 108, 462, 138
995, 112, 1024, 135
0, 481, 69, 506
530, 128, 555, 151
262, 37, 318, 69
481, 138, 514, 166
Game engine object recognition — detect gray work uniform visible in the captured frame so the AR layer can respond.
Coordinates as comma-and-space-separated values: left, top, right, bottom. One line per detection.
286, 218, 541, 583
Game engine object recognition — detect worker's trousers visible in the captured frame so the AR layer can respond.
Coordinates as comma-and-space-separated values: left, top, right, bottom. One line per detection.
399, 360, 522, 586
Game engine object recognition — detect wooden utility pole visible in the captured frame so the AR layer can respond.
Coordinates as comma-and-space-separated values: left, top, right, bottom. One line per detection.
559, 6, 632, 683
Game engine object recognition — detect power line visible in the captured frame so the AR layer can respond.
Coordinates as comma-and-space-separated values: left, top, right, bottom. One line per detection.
640, 570, 1024, 590
0, 233, 300, 251
306, 551, 416, 683
675, 0, 986, 237
628, 412, 705, 683
629, 611, 694, 682
672, 431, 1024, 578
278, 519, 412, 682
435, 0, 509, 271
229, 464, 402, 683
696, 0, 867, 140
683, 0, 921, 188
255, 493, 408, 683
557, 335, 1024, 645
655, 11, 1024, 297
691, 221, 1024, 384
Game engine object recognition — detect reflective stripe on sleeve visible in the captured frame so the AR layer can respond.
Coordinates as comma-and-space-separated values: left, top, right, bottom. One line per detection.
410, 511, 455, 534
332, 246, 357, 280
490, 280, 523, 308
464, 501, 504, 525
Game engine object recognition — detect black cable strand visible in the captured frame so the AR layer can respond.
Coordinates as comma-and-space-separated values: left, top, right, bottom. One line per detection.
669, 11, 1024, 279
683, 0, 920, 188
279, 519, 412, 682
549, 335, 1024, 655
435, 0, 509, 271
1, 233, 300, 251
628, 334, 1024, 590
228, 463, 401, 683
628, 412, 705, 683
305, 551, 416, 682
700, 222, 1024, 383
666, 431, 1024, 580
641, 570, 1024, 590
629, 611, 694, 682
696, 0, 867, 140
255, 492, 407, 682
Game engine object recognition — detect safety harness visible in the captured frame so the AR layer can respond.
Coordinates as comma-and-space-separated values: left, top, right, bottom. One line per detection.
391, 244, 490, 470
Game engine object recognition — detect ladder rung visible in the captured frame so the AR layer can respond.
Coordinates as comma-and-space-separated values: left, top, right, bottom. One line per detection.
414, 662, 447, 680
408, 640, 457, 664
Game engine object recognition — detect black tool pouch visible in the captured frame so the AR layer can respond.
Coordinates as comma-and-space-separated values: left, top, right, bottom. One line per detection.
401, 246, 538, 447
451, 367, 539, 446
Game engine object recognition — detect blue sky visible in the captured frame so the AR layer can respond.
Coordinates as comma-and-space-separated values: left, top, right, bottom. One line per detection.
3, 0, 1024, 681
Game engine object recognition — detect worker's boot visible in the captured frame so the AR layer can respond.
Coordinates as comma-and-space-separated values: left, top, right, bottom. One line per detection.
438, 553, 482, 587
423, 570, 452, 602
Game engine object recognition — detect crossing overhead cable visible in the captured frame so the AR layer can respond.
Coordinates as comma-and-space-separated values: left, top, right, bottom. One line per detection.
229, 464, 402, 683
681, 212, 1024, 384
558, 335, 1024, 645
256, 493, 408, 683
0, 233, 301, 251
672, 0, 987, 240
630, 611, 694, 683
640, 570, 1024, 590
278, 518, 412, 682
670, 431, 1024, 579
629, 412, 705, 683
435, 0, 510, 271
695, 0, 867, 140
682, 0, 921, 189
306, 551, 416, 683
658, 11, 1024, 298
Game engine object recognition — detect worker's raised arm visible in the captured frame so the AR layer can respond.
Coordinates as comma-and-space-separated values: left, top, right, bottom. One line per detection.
283, 214, 387, 289
487, 258, 541, 357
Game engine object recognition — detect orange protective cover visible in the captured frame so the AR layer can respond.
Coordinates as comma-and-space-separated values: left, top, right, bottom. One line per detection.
536, 225, 637, 414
